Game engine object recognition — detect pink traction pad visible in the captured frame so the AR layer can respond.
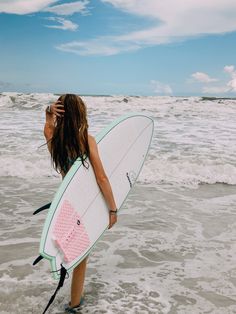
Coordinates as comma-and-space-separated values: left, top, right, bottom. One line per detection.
53, 199, 90, 263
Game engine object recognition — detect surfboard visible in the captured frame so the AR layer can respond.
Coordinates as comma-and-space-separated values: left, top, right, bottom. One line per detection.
37, 113, 154, 280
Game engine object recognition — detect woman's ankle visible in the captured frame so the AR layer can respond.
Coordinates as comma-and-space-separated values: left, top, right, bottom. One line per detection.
70, 295, 84, 308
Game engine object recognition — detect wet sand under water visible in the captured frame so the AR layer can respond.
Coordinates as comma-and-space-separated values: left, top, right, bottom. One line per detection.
0, 179, 236, 313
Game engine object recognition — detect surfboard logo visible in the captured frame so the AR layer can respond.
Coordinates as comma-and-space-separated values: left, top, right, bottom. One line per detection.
126, 171, 137, 188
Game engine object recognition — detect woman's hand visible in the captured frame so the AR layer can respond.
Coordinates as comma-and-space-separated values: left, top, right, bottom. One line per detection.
108, 211, 117, 229
49, 100, 65, 117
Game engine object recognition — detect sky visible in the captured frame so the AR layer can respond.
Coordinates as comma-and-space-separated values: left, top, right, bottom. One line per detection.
1, 0, 236, 96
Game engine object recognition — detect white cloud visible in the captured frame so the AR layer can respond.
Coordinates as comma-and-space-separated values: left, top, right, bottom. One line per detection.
150, 80, 172, 95
45, 17, 78, 31
57, 0, 236, 56
44, 1, 90, 16
202, 86, 230, 94
3, 1, 236, 57
224, 65, 235, 74
191, 72, 218, 83
198, 65, 236, 94
227, 79, 236, 91
56, 37, 141, 56
0, 0, 90, 15
0, 0, 57, 14
225, 65, 236, 91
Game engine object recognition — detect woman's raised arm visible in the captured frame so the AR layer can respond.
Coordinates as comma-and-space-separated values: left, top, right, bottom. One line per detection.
44, 101, 64, 152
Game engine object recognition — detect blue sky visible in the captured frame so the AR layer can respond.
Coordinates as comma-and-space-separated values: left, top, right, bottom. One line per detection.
1, 0, 236, 96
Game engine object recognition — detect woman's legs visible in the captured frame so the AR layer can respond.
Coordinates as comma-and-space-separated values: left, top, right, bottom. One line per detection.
70, 257, 88, 307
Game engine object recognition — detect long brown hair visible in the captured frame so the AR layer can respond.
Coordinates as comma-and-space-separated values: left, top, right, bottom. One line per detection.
50, 94, 90, 174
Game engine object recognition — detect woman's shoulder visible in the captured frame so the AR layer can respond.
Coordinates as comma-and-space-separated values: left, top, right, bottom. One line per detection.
88, 134, 96, 148
88, 134, 99, 159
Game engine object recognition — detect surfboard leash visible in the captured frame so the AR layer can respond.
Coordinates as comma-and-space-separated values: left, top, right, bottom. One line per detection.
42, 264, 69, 314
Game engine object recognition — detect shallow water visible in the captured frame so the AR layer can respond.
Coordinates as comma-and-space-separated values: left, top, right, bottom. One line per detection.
0, 94, 236, 313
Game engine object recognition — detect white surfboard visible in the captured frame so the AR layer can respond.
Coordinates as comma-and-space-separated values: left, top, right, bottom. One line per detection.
38, 113, 154, 279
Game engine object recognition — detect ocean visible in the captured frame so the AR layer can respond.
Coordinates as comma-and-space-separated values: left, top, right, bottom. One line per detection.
0, 93, 236, 314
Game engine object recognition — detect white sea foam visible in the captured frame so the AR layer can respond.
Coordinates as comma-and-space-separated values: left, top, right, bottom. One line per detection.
0, 93, 236, 189
2, 152, 235, 188
0, 93, 14, 107
139, 158, 236, 187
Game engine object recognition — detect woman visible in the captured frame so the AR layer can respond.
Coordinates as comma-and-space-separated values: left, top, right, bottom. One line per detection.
44, 94, 117, 313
